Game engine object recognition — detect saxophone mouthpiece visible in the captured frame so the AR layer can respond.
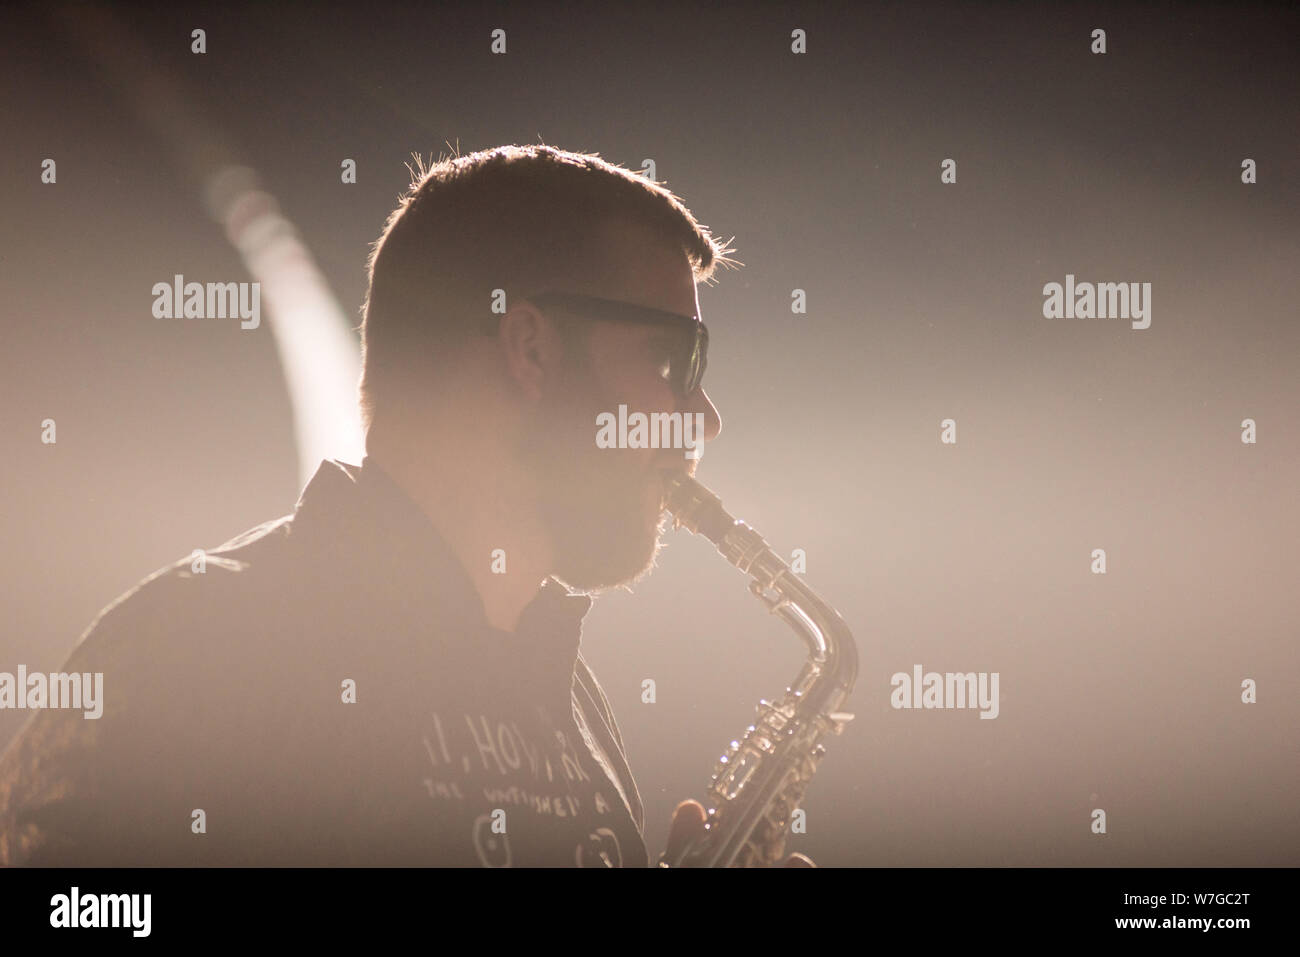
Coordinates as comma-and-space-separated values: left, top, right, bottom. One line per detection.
663, 472, 737, 546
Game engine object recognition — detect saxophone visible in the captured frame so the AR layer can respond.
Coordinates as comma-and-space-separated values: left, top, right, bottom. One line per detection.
658, 474, 859, 867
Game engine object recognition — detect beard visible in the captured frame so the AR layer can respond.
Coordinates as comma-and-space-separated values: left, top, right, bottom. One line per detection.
515, 371, 671, 593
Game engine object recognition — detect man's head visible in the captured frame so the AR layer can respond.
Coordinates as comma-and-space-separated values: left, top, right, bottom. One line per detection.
359, 144, 733, 593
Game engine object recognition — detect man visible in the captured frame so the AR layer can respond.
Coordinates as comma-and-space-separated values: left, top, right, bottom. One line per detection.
0, 144, 803, 866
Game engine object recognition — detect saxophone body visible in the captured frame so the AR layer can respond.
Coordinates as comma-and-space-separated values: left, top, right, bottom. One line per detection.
659, 474, 859, 868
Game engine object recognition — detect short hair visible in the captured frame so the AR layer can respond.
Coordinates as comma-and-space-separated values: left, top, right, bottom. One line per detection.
357, 143, 736, 430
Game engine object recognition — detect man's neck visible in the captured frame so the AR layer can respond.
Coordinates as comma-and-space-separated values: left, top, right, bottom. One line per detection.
367, 446, 554, 634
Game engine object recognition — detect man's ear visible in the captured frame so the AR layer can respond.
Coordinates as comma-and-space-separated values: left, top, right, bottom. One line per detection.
498, 300, 566, 401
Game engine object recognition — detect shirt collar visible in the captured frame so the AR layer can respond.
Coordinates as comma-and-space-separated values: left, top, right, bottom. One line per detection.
292, 457, 593, 674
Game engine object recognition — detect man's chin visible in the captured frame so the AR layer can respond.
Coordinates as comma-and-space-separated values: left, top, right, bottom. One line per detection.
552, 510, 668, 594
542, 467, 676, 593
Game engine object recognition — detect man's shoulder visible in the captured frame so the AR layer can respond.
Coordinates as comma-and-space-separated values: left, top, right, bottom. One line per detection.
0, 513, 307, 865
76, 514, 296, 652
209, 512, 297, 559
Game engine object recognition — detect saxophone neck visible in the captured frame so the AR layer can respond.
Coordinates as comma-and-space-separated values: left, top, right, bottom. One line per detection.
666, 473, 859, 702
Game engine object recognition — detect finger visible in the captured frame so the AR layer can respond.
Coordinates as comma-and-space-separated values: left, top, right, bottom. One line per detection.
783, 852, 816, 868
665, 799, 707, 863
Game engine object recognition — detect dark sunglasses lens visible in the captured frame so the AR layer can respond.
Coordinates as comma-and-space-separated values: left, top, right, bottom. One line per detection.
681, 328, 706, 395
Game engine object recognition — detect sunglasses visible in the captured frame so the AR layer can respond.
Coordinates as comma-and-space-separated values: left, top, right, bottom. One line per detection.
520, 292, 710, 398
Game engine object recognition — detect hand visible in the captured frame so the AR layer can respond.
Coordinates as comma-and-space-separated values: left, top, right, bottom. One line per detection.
665, 799, 816, 867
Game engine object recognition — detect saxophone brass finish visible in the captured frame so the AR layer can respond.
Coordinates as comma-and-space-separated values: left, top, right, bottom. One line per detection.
658, 474, 859, 867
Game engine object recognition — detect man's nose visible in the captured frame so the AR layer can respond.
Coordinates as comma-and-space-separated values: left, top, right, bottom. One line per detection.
687, 387, 722, 443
